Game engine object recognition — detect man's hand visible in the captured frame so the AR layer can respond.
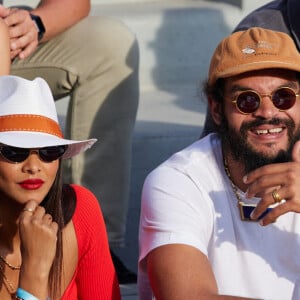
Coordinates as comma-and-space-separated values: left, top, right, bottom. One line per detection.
0, 5, 39, 60
243, 140, 300, 225
292, 140, 300, 163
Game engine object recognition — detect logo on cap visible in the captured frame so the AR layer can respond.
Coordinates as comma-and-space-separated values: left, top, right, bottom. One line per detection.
242, 47, 255, 54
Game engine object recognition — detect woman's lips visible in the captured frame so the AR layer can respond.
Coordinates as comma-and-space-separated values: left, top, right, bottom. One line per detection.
19, 179, 44, 190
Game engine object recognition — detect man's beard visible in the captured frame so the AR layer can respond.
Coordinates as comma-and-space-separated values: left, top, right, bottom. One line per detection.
220, 117, 300, 173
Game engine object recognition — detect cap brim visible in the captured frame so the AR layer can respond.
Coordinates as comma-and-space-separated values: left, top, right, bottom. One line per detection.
0, 131, 97, 159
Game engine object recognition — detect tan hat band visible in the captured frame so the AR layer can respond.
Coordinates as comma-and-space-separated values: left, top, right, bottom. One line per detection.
0, 114, 63, 137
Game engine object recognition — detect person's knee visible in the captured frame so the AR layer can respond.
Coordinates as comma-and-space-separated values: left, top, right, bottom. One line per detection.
69, 16, 139, 65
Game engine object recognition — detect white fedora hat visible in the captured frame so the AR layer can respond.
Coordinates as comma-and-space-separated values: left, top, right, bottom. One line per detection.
0, 75, 96, 159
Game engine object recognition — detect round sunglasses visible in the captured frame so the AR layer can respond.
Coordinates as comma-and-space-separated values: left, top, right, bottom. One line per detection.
231, 87, 300, 114
0, 145, 67, 163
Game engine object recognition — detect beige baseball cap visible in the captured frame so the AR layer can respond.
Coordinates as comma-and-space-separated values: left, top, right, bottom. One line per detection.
208, 27, 300, 86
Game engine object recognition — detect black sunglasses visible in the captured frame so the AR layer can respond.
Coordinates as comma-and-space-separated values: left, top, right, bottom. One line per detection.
231, 87, 300, 114
0, 145, 67, 163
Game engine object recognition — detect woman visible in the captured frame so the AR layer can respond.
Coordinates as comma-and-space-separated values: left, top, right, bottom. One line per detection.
0, 76, 121, 299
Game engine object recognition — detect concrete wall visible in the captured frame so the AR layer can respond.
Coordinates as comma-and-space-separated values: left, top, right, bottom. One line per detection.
7, 0, 269, 11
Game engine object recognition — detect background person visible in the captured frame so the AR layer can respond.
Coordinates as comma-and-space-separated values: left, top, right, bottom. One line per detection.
139, 27, 300, 299
0, 75, 120, 300
0, 0, 139, 282
201, 0, 300, 137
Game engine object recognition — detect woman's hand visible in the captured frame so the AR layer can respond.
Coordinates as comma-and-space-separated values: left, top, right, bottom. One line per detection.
18, 200, 58, 298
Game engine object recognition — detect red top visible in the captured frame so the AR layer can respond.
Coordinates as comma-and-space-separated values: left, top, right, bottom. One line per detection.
61, 185, 121, 299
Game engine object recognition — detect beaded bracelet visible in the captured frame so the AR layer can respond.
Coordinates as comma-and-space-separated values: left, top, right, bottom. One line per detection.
15, 288, 38, 300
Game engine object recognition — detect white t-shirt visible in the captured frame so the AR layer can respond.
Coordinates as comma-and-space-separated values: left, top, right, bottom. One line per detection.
138, 133, 300, 300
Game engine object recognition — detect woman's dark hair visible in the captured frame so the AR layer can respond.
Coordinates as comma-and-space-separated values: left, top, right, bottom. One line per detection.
41, 160, 76, 299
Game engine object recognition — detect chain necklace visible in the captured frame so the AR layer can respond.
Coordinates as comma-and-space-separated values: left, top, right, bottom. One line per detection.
223, 157, 258, 221
0, 255, 21, 270
223, 157, 273, 221
223, 158, 242, 202
0, 262, 17, 295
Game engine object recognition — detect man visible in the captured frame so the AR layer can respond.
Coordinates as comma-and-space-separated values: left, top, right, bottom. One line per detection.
0, 0, 139, 282
201, 0, 300, 136
139, 27, 300, 299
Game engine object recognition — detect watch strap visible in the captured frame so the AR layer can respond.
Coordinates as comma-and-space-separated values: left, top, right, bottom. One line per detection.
30, 13, 45, 41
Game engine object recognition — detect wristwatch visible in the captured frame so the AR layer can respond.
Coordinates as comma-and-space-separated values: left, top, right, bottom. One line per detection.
30, 13, 45, 41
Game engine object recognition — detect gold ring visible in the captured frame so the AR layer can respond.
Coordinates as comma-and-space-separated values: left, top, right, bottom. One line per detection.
272, 189, 282, 203
23, 208, 34, 213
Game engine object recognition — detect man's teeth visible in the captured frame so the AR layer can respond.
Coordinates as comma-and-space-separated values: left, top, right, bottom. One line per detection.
255, 128, 283, 135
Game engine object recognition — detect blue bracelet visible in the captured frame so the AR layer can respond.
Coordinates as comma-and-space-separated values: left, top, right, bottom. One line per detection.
16, 288, 38, 300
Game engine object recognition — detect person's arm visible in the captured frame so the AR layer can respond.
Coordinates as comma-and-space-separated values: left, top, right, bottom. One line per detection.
147, 244, 257, 300
32, 0, 90, 42
0, 0, 90, 60
0, 18, 10, 74
140, 164, 261, 300
69, 185, 121, 300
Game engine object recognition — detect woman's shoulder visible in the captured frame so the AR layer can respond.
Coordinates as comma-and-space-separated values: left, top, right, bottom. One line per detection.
69, 184, 105, 233
70, 184, 96, 198
70, 184, 102, 218
70, 184, 95, 196
69, 185, 108, 260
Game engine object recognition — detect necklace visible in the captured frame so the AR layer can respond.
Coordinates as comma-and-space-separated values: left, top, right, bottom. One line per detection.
0, 255, 21, 270
0, 262, 17, 295
223, 157, 273, 221
223, 157, 258, 221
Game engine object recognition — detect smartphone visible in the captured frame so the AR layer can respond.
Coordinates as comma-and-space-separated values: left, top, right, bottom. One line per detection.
238, 202, 273, 221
